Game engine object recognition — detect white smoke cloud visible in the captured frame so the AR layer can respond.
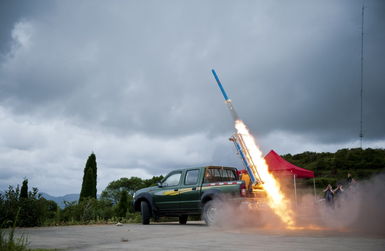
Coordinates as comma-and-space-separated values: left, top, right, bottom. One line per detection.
211, 173, 385, 236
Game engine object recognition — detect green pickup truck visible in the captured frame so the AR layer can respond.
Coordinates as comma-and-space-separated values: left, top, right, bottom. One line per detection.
133, 166, 246, 225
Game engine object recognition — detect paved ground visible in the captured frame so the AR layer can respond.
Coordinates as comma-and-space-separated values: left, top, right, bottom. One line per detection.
16, 222, 385, 251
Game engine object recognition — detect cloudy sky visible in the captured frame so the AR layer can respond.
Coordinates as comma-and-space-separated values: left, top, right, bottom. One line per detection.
0, 0, 384, 196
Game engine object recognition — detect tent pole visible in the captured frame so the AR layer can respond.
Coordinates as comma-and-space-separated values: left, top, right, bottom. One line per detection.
293, 174, 297, 207
313, 177, 316, 201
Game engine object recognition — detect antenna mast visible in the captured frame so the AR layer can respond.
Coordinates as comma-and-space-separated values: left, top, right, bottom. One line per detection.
360, 4, 365, 149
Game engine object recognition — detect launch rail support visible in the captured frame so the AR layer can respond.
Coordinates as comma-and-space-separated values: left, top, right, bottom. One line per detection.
211, 69, 262, 185
293, 174, 297, 207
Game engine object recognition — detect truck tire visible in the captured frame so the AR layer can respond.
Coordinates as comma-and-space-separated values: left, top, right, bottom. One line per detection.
179, 215, 188, 224
202, 200, 218, 226
141, 201, 151, 225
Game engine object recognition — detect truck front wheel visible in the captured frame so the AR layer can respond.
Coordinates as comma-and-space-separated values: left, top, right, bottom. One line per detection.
202, 200, 218, 226
140, 201, 151, 225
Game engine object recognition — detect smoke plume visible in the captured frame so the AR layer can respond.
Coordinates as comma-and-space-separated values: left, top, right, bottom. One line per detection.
211, 173, 385, 236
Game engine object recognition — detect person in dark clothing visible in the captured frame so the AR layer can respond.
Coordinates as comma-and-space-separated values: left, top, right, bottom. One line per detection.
334, 184, 344, 199
323, 184, 334, 208
333, 184, 344, 196
346, 173, 356, 185
333, 184, 344, 207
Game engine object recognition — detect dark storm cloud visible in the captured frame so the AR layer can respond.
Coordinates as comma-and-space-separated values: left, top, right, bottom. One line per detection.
0, 0, 52, 54
1, 0, 383, 144
224, 0, 385, 143
0, 0, 384, 194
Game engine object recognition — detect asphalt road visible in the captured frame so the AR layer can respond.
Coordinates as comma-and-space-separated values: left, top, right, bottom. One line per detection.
16, 222, 385, 251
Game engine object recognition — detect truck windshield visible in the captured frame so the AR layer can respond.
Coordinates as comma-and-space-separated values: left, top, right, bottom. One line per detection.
162, 172, 181, 187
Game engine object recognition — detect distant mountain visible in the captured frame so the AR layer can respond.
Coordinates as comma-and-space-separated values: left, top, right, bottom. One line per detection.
40, 193, 79, 208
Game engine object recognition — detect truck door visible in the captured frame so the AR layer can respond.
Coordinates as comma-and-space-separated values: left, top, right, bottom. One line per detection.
153, 171, 182, 212
179, 169, 201, 212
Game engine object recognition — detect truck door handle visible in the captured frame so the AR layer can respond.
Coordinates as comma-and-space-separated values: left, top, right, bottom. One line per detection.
174, 189, 178, 191
191, 187, 196, 191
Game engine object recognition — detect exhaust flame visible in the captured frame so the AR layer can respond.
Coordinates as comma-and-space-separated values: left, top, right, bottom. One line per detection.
235, 120, 295, 227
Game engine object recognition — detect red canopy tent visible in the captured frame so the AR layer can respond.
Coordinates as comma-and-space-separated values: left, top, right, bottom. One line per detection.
264, 150, 316, 202
265, 150, 314, 178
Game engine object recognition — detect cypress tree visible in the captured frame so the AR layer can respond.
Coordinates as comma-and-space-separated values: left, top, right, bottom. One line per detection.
79, 153, 98, 202
117, 190, 129, 218
20, 179, 28, 199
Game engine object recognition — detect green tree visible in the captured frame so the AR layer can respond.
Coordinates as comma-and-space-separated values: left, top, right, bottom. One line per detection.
144, 175, 164, 187
20, 179, 28, 199
100, 176, 163, 204
79, 153, 98, 201
116, 190, 129, 218
0, 185, 20, 227
100, 177, 142, 204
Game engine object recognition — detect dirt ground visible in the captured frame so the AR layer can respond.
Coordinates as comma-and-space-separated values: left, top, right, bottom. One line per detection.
16, 222, 385, 251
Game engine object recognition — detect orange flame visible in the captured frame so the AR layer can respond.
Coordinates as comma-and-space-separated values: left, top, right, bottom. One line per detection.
235, 120, 295, 227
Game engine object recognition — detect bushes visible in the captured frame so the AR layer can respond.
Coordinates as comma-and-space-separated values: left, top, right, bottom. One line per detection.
0, 185, 58, 228
0, 177, 143, 227
58, 197, 141, 224
60, 198, 113, 223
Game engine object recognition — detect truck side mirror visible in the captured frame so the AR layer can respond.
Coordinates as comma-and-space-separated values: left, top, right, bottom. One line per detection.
157, 182, 162, 187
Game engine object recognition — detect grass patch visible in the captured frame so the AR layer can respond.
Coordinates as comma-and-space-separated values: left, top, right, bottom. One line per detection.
1, 208, 60, 251
0, 228, 28, 251
1, 228, 61, 251
0, 208, 29, 251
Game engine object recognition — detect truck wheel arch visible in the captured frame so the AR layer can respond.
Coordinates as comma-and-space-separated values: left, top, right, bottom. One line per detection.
134, 193, 155, 213
201, 189, 223, 206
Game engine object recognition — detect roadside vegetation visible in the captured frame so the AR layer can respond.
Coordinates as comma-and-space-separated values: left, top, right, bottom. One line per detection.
0, 209, 56, 251
0, 153, 163, 228
0, 176, 162, 228
0, 148, 384, 229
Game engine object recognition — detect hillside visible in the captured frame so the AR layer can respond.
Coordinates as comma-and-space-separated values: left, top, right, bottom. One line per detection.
282, 148, 385, 188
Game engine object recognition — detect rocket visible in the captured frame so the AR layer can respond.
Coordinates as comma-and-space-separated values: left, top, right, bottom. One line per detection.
211, 69, 240, 122
211, 69, 262, 185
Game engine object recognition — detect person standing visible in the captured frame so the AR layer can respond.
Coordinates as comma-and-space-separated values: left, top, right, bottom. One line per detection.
323, 184, 334, 208
346, 173, 356, 185
333, 184, 344, 196
333, 184, 344, 207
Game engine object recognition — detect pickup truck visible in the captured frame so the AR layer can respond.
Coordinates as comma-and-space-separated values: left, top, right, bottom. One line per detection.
133, 166, 246, 225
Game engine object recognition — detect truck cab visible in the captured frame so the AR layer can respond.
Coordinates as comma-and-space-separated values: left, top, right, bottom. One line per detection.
133, 166, 245, 225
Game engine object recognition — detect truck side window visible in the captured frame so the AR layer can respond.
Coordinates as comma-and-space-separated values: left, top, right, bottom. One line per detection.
227, 170, 238, 181
226, 169, 237, 181
222, 169, 230, 181
213, 168, 222, 181
162, 172, 181, 187
204, 169, 215, 183
185, 169, 199, 185
204, 168, 222, 183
